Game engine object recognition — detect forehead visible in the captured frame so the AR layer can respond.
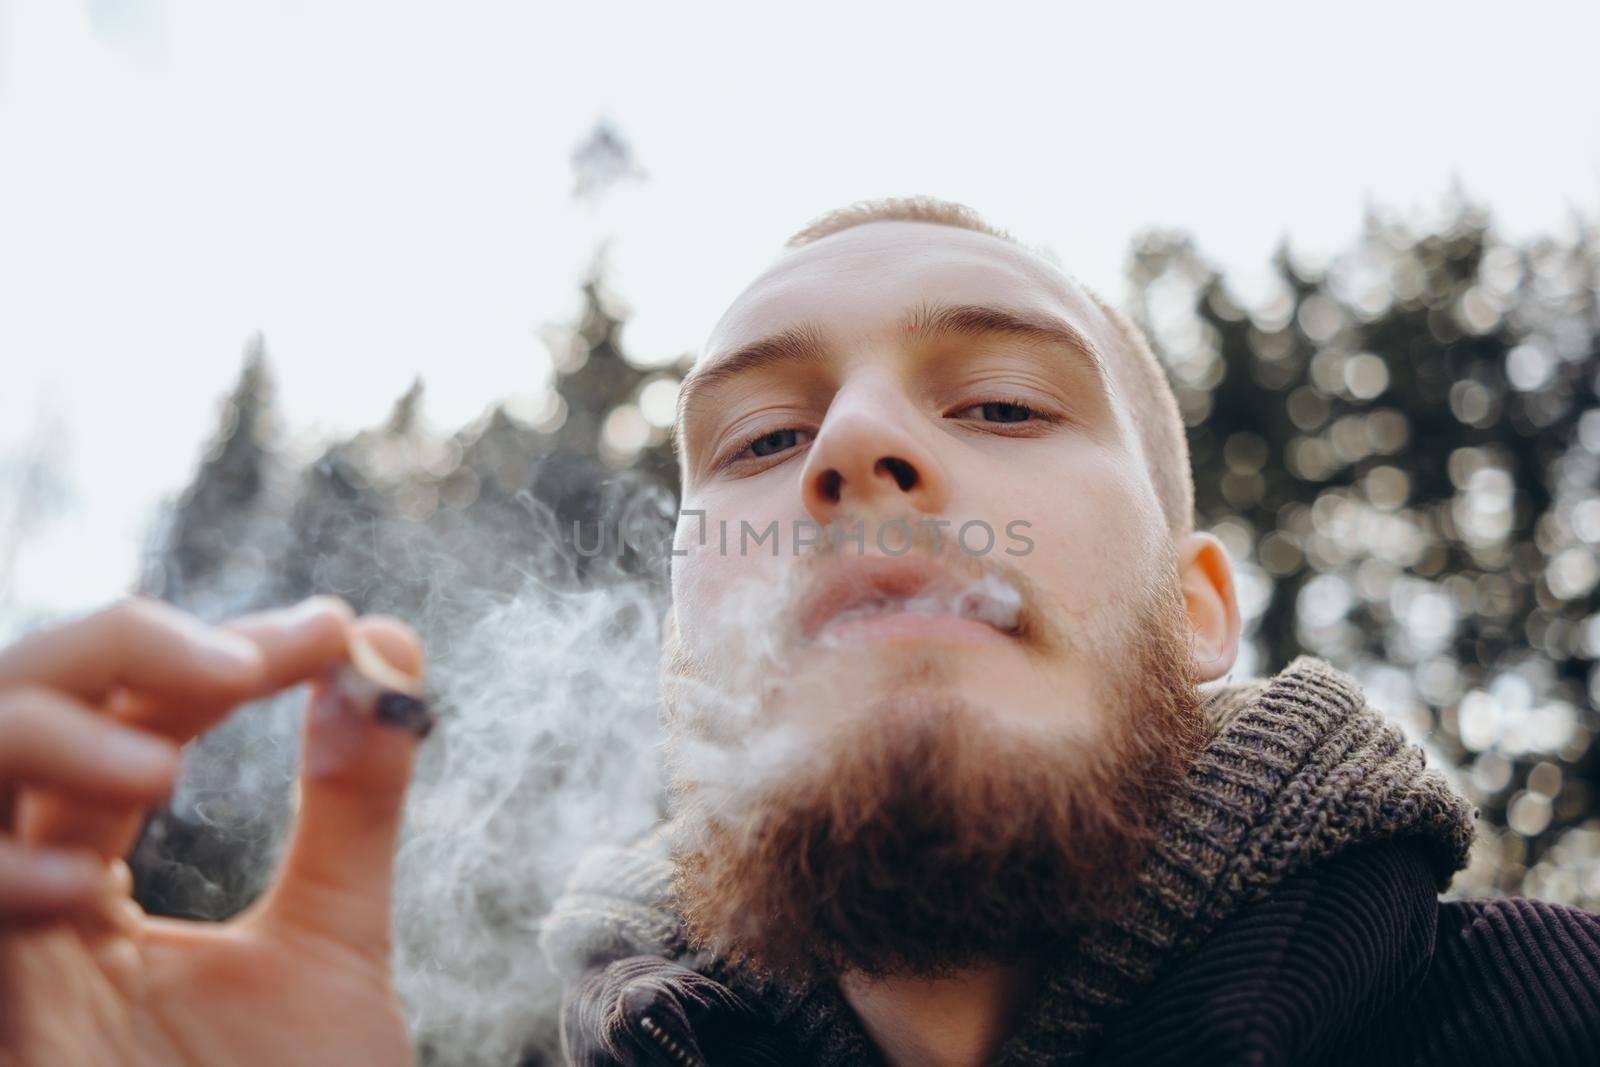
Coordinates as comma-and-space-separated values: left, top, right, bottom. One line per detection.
701, 221, 1107, 364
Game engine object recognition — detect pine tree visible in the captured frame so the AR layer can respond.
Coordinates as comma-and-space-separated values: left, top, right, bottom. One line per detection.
141, 333, 291, 616
1128, 199, 1600, 898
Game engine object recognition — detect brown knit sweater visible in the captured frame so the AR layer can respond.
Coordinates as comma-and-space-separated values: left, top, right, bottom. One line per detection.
541, 656, 1484, 1064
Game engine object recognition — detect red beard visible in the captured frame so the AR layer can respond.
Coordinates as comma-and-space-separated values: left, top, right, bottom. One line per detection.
665, 563, 1205, 985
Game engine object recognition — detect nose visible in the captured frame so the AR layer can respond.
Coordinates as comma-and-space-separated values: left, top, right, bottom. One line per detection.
799, 378, 951, 525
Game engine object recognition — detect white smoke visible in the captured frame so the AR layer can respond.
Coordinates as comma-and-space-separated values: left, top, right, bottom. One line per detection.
392, 573, 668, 1066
141, 493, 1034, 1066
136, 478, 682, 1066
661, 534, 1031, 845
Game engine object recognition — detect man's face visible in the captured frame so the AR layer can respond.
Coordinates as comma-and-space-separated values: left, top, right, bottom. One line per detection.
670, 220, 1176, 747
661, 220, 1212, 978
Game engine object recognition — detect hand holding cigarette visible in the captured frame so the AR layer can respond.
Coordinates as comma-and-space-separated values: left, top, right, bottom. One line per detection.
0, 596, 427, 1066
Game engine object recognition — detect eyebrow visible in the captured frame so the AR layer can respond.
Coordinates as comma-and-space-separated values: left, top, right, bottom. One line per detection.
675, 300, 1109, 452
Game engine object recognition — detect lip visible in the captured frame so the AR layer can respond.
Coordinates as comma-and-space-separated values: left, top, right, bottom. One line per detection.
819, 610, 1016, 648
796, 553, 1021, 644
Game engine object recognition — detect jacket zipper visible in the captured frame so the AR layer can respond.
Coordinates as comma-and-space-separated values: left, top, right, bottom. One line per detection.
638, 1014, 707, 1067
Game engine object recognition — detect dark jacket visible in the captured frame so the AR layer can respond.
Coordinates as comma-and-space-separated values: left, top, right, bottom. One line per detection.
544, 660, 1600, 1065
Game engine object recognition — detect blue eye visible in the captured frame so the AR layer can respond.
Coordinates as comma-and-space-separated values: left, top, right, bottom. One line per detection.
978, 401, 1035, 423
748, 428, 803, 457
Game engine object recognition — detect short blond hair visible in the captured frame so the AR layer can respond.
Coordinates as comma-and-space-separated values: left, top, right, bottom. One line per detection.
785, 196, 1194, 537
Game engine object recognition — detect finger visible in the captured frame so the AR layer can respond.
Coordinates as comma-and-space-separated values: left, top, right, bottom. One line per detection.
22, 597, 356, 858
115, 596, 358, 743
62, 862, 143, 944
0, 685, 181, 805
74, 863, 147, 965
223, 597, 364, 703
0, 596, 266, 708
351, 616, 423, 677
0, 840, 116, 922
259, 616, 426, 958
106, 857, 134, 898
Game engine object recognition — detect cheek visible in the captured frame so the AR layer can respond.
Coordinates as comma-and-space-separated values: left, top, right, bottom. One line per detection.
670, 486, 793, 661
991, 451, 1166, 616
671, 541, 735, 657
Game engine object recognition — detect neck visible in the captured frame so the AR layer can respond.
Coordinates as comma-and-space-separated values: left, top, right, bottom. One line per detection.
838, 962, 1040, 1067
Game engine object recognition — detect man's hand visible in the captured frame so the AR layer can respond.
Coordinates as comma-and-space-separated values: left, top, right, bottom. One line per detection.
0, 595, 426, 1066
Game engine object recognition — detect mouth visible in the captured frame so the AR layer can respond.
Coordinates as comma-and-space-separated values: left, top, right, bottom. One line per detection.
797, 555, 1023, 646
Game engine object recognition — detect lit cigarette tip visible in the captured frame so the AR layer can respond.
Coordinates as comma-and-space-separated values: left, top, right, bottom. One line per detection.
375, 690, 435, 738
336, 631, 437, 739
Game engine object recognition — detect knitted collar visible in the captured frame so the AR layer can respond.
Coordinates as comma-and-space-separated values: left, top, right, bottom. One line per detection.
543, 656, 1478, 1065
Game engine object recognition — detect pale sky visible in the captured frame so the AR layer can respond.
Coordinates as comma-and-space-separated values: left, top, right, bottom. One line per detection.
2, 0, 1598, 632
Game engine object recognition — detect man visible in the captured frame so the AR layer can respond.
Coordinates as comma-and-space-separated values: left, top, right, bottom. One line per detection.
540, 198, 1599, 1066
0, 197, 1593, 1067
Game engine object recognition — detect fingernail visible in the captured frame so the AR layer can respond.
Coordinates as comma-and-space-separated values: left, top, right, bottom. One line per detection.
201, 628, 262, 672
33, 850, 105, 894
105, 858, 134, 896
103, 726, 180, 779
304, 682, 366, 778
286, 596, 352, 628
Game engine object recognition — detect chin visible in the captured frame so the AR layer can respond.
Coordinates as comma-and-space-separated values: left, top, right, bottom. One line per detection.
776, 659, 1097, 746
669, 666, 1205, 984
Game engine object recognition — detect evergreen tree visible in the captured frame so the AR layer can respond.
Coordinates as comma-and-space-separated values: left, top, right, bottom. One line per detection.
1128, 199, 1599, 899
141, 334, 292, 616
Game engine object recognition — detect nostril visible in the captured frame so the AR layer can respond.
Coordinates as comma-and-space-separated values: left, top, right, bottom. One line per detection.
817, 469, 844, 503
875, 456, 919, 492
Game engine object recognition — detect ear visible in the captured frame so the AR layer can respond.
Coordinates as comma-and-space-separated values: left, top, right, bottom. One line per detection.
1176, 531, 1241, 682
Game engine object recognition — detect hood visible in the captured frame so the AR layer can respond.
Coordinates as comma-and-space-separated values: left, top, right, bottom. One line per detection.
542, 656, 1478, 1065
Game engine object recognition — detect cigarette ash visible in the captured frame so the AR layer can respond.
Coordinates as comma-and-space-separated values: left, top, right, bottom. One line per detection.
334, 632, 437, 739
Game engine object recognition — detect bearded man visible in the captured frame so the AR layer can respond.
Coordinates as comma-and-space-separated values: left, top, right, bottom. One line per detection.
539, 198, 1599, 1066
0, 198, 1595, 1067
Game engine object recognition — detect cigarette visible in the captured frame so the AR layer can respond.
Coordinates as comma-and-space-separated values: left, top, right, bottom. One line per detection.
332, 632, 436, 739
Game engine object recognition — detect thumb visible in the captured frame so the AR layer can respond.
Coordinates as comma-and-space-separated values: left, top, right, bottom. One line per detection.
258, 615, 427, 959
